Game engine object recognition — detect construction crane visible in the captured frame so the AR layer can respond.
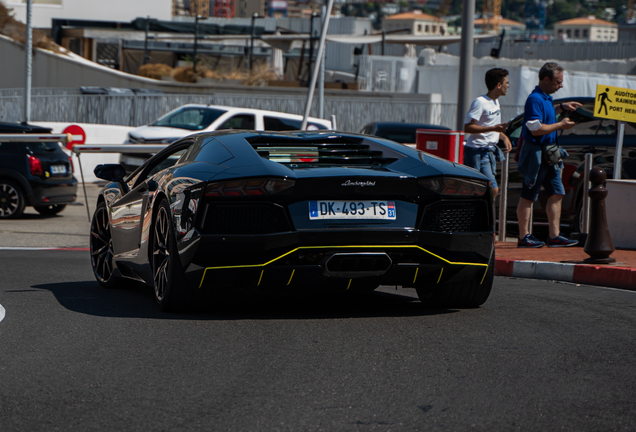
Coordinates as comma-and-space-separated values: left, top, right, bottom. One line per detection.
483, 0, 502, 34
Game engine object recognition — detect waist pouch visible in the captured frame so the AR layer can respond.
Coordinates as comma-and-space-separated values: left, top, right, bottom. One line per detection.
541, 143, 562, 166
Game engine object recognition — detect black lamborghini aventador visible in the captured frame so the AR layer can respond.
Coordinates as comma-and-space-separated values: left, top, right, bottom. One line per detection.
90, 130, 495, 312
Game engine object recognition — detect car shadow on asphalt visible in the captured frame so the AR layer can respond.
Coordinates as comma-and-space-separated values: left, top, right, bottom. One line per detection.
31, 281, 461, 320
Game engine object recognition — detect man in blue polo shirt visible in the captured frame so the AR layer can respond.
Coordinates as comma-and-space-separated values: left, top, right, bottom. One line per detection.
516, 62, 582, 248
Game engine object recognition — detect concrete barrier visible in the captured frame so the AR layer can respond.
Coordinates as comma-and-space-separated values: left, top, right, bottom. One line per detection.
605, 179, 636, 249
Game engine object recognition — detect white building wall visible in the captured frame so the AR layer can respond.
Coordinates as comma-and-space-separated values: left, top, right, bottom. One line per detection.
3, 0, 172, 28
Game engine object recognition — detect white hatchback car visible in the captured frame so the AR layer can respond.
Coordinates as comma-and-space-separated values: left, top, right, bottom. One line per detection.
120, 104, 333, 172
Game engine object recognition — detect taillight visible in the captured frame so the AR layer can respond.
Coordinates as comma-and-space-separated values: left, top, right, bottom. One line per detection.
418, 177, 488, 196
69, 156, 74, 174
205, 178, 294, 197
28, 156, 43, 176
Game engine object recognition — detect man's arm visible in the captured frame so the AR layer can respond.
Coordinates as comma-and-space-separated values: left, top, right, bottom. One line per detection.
528, 118, 576, 136
464, 120, 507, 134
500, 133, 512, 153
555, 101, 582, 115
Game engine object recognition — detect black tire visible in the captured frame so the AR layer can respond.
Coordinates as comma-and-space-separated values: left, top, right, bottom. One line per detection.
416, 251, 495, 309
151, 198, 192, 312
0, 180, 26, 219
90, 201, 119, 288
34, 204, 67, 216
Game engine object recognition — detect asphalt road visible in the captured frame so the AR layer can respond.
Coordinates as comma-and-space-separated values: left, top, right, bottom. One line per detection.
1, 249, 635, 431
0, 183, 101, 248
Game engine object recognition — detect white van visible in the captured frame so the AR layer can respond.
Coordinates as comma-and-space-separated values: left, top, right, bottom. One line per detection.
120, 104, 333, 172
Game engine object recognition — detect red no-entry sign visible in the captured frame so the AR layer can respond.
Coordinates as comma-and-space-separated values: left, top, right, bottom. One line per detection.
62, 124, 86, 150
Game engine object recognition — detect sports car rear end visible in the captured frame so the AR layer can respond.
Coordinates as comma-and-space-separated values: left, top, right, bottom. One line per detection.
176, 133, 495, 305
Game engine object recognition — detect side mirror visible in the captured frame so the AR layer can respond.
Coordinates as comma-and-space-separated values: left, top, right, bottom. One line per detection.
94, 164, 126, 182
94, 164, 129, 194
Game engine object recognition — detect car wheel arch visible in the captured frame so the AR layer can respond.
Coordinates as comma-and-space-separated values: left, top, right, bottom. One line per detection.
0, 170, 34, 202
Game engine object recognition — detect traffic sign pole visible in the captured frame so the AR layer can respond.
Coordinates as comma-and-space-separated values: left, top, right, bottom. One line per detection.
614, 121, 625, 180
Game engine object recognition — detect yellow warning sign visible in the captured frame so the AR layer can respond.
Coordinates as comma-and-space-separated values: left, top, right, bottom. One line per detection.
594, 84, 636, 123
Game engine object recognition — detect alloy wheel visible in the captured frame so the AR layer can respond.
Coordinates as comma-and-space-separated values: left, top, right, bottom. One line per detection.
152, 206, 171, 302
0, 182, 21, 218
90, 204, 115, 283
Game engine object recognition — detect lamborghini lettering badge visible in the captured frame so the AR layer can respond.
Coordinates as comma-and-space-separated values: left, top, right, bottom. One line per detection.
341, 180, 376, 187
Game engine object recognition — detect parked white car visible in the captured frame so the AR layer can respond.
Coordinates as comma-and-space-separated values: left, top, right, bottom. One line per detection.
120, 104, 333, 172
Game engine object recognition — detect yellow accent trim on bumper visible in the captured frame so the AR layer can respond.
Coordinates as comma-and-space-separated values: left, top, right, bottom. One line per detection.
287, 269, 295, 285
437, 268, 444, 283
198, 245, 488, 288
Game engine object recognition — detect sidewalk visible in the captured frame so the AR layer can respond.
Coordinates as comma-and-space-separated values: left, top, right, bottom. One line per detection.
495, 241, 636, 291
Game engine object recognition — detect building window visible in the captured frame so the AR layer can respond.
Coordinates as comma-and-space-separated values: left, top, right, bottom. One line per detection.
432, 25, 437, 33
575, 29, 580, 37
566, 30, 571, 37
558, 29, 563, 34
425, 25, 430, 33
417, 24, 422, 32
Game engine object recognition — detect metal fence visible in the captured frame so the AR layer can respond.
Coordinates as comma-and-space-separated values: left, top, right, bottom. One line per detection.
447, 40, 636, 62
0, 88, 508, 132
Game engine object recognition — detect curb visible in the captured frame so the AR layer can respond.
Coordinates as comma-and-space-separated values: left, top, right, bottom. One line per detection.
495, 259, 636, 291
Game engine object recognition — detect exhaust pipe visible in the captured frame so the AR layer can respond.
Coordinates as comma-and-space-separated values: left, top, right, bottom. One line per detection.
323, 253, 392, 278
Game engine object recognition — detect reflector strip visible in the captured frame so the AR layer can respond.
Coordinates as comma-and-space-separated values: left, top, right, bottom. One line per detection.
198, 244, 488, 288
258, 270, 264, 286
412, 268, 419, 284
347, 279, 352, 290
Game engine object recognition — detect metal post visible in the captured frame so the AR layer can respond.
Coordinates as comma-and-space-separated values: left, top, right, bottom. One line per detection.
614, 121, 625, 180
382, 29, 386, 56
498, 152, 509, 242
456, 0, 475, 131
330, 114, 337, 130
250, 13, 257, 71
582, 153, 593, 234
318, 6, 326, 119
24, 0, 33, 123
193, 15, 201, 78
76, 154, 91, 222
309, 13, 316, 82
142, 16, 150, 65
301, 0, 334, 130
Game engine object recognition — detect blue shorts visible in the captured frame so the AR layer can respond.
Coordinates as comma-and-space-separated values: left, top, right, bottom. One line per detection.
520, 163, 565, 202
463, 146, 498, 189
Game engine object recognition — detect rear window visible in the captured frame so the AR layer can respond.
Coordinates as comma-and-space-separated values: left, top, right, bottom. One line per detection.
375, 129, 417, 144
153, 107, 226, 131
264, 116, 327, 131
25, 142, 60, 154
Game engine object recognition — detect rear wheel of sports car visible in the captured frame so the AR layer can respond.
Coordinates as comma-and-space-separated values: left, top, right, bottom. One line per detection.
416, 252, 495, 308
90, 201, 118, 288
151, 198, 191, 312
34, 204, 67, 216
0, 180, 25, 219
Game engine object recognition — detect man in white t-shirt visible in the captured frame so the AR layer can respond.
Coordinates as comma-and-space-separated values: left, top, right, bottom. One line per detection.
463, 68, 512, 198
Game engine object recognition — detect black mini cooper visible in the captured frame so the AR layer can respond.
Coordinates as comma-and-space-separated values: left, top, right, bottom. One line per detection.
0, 122, 77, 218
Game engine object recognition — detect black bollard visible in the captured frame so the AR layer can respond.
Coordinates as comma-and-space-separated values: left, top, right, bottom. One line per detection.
583, 167, 616, 264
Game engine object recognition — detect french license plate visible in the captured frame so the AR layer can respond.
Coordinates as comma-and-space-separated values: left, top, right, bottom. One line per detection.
309, 201, 396, 220
50, 165, 66, 174
126, 157, 146, 166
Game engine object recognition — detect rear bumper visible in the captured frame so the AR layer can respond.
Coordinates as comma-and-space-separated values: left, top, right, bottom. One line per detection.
181, 229, 495, 291
27, 177, 78, 207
